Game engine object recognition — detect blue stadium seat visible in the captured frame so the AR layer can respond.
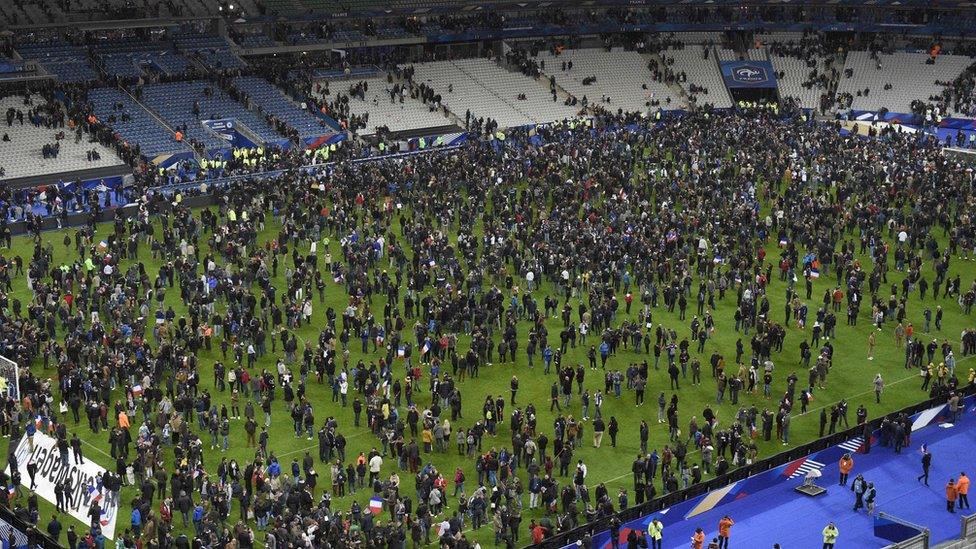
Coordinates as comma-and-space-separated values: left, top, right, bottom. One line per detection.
232, 76, 337, 139
140, 80, 282, 149
89, 88, 190, 158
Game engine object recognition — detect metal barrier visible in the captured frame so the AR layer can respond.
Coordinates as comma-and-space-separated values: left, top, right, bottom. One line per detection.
883, 532, 929, 549
879, 512, 930, 549
153, 143, 465, 196
962, 513, 976, 540
0, 503, 61, 548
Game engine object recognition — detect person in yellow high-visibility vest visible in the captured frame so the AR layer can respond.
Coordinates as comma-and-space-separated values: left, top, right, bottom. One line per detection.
647, 519, 663, 549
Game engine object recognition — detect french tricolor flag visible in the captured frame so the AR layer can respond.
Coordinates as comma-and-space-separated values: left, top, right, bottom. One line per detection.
421, 341, 430, 356
369, 496, 383, 515
87, 486, 110, 525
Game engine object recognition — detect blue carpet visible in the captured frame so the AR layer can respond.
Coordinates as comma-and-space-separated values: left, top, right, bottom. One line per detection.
653, 412, 974, 548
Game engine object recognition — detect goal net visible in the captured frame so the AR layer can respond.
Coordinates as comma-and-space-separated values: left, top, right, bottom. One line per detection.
0, 355, 19, 401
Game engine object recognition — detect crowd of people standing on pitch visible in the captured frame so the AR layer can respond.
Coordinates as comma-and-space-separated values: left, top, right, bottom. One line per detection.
0, 107, 973, 549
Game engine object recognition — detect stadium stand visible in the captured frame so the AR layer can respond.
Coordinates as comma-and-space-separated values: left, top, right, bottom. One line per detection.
314, 75, 448, 135
91, 38, 194, 80
407, 60, 536, 128
671, 32, 722, 45
15, 42, 98, 83
716, 47, 743, 62
139, 80, 281, 150
88, 87, 189, 158
448, 58, 579, 124
928, 62, 976, 119
663, 45, 734, 108
176, 34, 247, 72
236, 34, 278, 49
0, 94, 122, 180
836, 50, 973, 114
533, 47, 684, 113
6, 7, 976, 549
231, 76, 335, 140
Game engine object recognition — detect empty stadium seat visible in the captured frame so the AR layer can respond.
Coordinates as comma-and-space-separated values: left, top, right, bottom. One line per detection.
232, 76, 335, 139
0, 94, 123, 180
664, 46, 734, 108
88, 87, 189, 158
769, 54, 831, 111
140, 80, 282, 149
315, 75, 447, 135
837, 51, 973, 114
533, 47, 683, 113
442, 58, 578, 126
16, 42, 98, 83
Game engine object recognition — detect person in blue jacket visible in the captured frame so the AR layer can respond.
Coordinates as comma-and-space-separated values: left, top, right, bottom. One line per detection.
599, 341, 610, 369
130, 507, 141, 537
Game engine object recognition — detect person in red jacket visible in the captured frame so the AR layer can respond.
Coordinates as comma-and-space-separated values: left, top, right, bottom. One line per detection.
718, 515, 735, 548
531, 521, 548, 544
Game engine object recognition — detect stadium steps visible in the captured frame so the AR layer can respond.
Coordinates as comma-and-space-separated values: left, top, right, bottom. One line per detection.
708, 45, 735, 108
119, 86, 204, 160
182, 52, 216, 76
449, 60, 539, 124
644, 52, 692, 110
437, 100, 467, 130
824, 50, 847, 114
392, 70, 467, 130
519, 60, 577, 110
227, 120, 267, 148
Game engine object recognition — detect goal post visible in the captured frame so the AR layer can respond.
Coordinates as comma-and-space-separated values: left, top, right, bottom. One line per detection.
0, 355, 19, 401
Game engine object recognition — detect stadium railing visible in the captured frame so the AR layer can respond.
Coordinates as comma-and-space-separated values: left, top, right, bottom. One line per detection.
883, 532, 928, 549
879, 512, 930, 549
0, 503, 62, 549
534, 385, 975, 548
964, 513, 976, 540
924, 513, 976, 549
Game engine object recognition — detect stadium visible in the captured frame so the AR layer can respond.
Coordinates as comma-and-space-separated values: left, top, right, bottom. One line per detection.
0, 1, 975, 548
